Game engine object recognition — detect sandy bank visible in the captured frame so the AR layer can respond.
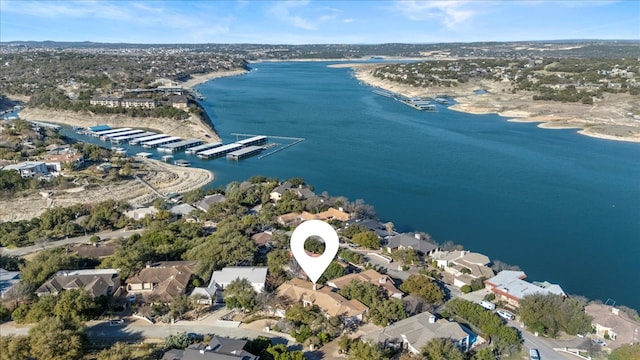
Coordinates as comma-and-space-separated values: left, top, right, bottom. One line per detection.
345, 63, 640, 143
181, 69, 249, 89
0, 158, 214, 222
18, 108, 221, 142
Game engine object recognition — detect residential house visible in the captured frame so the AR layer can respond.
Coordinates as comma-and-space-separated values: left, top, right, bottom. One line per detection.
123, 206, 159, 220
484, 270, 566, 307
0, 268, 20, 299
364, 312, 476, 354
269, 181, 315, 201
43, 152, 85, 170
170, 95, 188, 109
327, 269, 404, 299
194, 194, 226, 212
432, 250, 494, 289
191, 267, 267, 305
276, 212, 306, 227
585, 304, 640, 349
3, 161, 48, 178
386, 233, 439, 256
276, 278, 368, 325
270, 181, 292, 201
36, 269, 121, 298
126, 261, 197, 303
251, 231, 273, 252
162, 335, 259, 360
276, 208, 350, 227
345, 218, 391, 238
121, 98, 156, 109
90, 96, 122, 108
169, 204, 197, 218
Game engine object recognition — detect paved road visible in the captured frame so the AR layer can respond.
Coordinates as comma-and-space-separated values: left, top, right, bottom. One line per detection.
0, 228, 144, 256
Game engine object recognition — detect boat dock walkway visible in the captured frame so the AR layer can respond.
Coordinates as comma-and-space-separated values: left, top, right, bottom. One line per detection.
230, 133, 305, 160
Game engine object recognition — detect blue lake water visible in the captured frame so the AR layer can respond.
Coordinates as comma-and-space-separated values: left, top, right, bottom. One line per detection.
66, 61, 640, 310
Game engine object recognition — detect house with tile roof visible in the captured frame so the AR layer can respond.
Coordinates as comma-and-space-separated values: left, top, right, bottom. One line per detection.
36, 269, 121, 298
276, 278, 368, 325
126, 261, 197, 303
327, 269, 404, 299
432, 250, 494, 289
363, 311, 476, 354
585, 303, 640, 349
484, 270, 566, 307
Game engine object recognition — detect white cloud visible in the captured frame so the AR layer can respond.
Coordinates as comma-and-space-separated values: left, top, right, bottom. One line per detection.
267, 0, 338, 31
394, 0, 477, 28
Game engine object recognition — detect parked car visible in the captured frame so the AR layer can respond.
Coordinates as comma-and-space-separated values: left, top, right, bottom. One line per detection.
479, 300, 496, 311
497, 309, 515, 320
529, 348, 540, 360
593, 339, 607, 347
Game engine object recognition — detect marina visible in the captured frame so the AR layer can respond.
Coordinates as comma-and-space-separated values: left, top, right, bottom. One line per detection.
92, 127, 132, 137
110, 131, 156, 144
157, 138, 203, 153
234, 135, 268, 147
100, 129, 143, 141
185, 142, 223, 155
226, 145, 264, 160
88, 125, 111, 132
435, 98, 450, 105
141, 136, 182, 148
197, 143, 243, 159
130, 134, 170, 145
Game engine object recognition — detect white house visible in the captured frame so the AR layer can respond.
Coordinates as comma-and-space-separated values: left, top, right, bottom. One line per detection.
3, 161, 49, 178
191, 267, 267, 305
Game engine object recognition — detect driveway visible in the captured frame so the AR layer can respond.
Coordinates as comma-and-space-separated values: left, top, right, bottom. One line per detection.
0, 228, 144, 256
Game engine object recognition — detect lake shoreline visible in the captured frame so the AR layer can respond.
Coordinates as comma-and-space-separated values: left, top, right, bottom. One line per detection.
338, 63, 640, 144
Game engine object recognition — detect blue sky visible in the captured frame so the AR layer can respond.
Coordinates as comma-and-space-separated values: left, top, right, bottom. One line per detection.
1, 1, 638, 44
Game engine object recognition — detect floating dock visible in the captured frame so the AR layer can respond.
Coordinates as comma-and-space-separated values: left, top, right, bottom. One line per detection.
226, 145, 263, 160
92, 127, 132, 137
101, 129, 143, 141
185, 142, 223, 155
435, 98, 449, 105
157, 138, 203, 153
88, 125, 111, 132
234, 135, 267, 147
110, 131, 156, 144
197, 143, 243, 159
141, 136, 182, 148
174, 160, 191, 167
161, 154, 174, 162
130, 134, 169, 145
135, 152, 153, 158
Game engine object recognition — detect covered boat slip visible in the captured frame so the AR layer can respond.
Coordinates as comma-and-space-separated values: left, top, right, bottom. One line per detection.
197, 143, 243, 159
226, 145, 263, 160
185, 142, 223, 154
157, 139, 204, 153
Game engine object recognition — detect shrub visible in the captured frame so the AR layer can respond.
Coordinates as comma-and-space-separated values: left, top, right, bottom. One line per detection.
461, 285, 472, 293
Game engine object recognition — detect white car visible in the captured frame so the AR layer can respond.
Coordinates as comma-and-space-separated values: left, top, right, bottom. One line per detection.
593, 339, 607, 347
497, 309, 515, 320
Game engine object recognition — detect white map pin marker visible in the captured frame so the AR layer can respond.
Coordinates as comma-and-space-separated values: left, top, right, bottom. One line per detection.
290, 219, 340, 285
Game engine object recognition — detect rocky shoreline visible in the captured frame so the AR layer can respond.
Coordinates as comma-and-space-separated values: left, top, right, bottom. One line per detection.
337, 63, 640, 143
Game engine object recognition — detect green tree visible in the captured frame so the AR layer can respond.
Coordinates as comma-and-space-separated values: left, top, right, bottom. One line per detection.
420, 338, 465, 360
224, 277, 258, 311
265, 344, 306, 360
472, 347, 496, 360
53, 288, 101, 322
399, 274, 445, 304
0, 335, 31, 360
609, 343, 640, 360
519, 294, 592, 337
169, 295, 194, 321
346, 340, 387, 360
165, 332, 191, 349
95, 342, 133, 360
352, 231, 380, 249
318, 261, 347, 283
29, 316, 85, 360
368, 298, 407, 326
